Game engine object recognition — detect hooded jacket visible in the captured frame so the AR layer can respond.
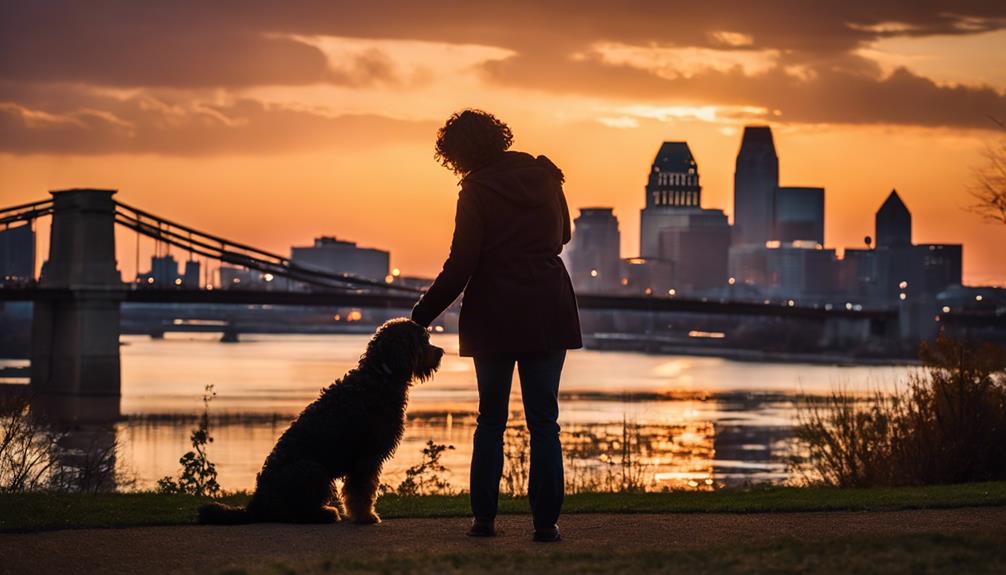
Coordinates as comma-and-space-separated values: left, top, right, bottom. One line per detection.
411, 151, 582, 357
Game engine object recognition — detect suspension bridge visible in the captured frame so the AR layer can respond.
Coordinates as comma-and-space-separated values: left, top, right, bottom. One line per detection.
1, 189, 899, 410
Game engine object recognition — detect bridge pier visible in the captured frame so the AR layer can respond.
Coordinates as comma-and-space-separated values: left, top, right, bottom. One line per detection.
30, 189, 124, 413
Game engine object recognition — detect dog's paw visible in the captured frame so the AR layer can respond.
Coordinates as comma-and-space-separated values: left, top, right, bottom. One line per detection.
352, 512, 381, 525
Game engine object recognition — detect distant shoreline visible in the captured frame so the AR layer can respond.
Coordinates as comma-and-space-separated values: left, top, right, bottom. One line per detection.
583, 335, 920, 367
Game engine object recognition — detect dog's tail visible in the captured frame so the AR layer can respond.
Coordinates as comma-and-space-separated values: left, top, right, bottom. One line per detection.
197, 502, 254, 525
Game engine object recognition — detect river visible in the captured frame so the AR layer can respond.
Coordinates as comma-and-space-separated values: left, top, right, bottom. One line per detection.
23, 334, 915, 492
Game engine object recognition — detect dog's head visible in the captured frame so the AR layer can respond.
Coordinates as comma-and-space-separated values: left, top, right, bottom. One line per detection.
363, 318, 444, 383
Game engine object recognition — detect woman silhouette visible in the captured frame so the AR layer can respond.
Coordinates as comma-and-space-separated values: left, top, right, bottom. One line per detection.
411, 109, 581, 542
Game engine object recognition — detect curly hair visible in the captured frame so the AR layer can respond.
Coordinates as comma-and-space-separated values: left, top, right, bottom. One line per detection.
434, 109, 513, 176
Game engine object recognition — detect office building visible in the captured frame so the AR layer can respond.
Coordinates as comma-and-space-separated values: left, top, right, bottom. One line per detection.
639, 142, 731, 293
875, 189, 911, 248
181, 260, 201, 288
733, 126, 779, 246
567, 208, 621, 292
291, 236, 390, 282
617, 257, 674, 296
764, 241, 838, 300
0, 223, 34, 283
657, 211, 731, 292
136, 254, 180, 286
775, 186, 824, 244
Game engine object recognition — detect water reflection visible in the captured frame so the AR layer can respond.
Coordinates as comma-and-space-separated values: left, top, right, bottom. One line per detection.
39, 333, 905, 492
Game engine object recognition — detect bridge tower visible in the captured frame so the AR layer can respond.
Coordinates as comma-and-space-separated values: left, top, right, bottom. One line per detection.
30, 189, 124, 415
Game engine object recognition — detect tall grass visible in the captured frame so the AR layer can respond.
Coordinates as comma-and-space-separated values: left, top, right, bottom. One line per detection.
795, 336, 1006, 487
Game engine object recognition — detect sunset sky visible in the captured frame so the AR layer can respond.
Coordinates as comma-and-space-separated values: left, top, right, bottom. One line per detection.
1, 2, 1005, 284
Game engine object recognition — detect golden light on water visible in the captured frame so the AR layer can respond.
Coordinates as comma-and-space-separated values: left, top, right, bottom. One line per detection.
101, 334, 892, 491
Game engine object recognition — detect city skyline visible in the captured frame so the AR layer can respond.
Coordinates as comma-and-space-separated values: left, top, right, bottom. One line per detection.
112, 127, 1003, 292
1, 3, 1005, 284
7, 123, 1004, 287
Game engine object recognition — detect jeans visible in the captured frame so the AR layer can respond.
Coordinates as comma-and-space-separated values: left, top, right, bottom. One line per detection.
470, 350, 566, 529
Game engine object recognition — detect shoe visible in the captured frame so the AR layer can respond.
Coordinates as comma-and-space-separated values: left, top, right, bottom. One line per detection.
467, 518, 496, 537
532, 525, 561, 542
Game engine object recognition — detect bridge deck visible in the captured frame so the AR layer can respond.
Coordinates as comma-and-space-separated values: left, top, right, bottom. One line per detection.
0, 287, 897, 320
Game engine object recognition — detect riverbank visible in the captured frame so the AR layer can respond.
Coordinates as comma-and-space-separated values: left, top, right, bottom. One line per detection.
3, 482, 1004, 532
584, 334, 919, 366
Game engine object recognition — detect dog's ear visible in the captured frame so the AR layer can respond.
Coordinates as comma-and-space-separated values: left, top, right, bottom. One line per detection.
363, 319, 423, 380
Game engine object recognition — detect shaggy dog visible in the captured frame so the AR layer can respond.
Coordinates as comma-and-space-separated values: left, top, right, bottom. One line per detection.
199, 318, 443, 525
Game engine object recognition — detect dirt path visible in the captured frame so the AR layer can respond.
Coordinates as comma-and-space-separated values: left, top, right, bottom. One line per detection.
2, 508, 1005, 575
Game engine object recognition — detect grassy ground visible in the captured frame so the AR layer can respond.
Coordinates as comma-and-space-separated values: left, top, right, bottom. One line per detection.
2, 482, 1004, 533
228, 532, 1006, 575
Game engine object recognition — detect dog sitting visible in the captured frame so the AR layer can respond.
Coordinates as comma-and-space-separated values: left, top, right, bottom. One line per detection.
199, 318, 443, 525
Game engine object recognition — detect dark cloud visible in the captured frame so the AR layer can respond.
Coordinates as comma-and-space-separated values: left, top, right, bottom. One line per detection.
4, 1, 1004, 87
0, 90, 435, 155
482, 52, 1006, 129
0, 0, 1003, 152
0, 3, 402, 88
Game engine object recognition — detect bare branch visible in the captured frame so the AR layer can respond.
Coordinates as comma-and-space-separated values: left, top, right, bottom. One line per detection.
969, 133, 1006, 225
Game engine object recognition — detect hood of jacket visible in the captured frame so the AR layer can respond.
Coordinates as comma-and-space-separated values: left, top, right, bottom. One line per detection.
462, 151, 564, 207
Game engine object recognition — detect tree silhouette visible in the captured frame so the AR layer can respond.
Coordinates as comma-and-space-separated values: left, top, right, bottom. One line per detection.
970, 116, 1006, 225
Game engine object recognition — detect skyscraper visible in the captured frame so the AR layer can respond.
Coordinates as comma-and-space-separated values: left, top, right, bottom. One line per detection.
733, 126, 779, 246
875, 189, 911, 248
775, 186, 824, 244
640, 141, 702, 258
639, 141, 731, 293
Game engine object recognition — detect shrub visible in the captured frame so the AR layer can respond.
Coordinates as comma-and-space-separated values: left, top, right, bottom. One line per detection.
387, 440, 455, 496
502, 426, 530, 496
0, 394, 61, 493
795, 336, 1006, 486
157, 385, 221, 496
1, 394, 125, 493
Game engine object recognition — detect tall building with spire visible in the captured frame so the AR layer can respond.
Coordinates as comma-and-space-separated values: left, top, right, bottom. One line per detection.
639, 141, 731, 292
875, 189, 911, 247
640, 142, 701, 257
733, 126, 779, 246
